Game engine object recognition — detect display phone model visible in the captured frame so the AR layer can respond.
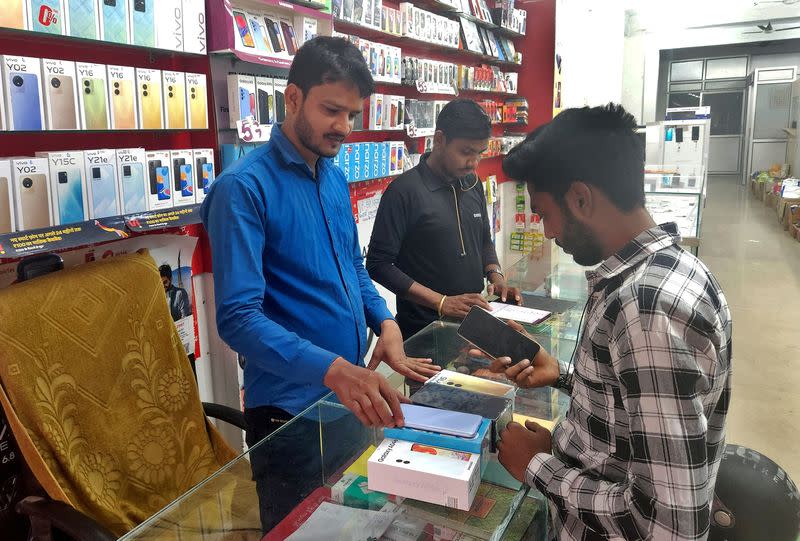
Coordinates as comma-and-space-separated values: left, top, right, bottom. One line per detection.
89, 165, 118, 218
148, 159, 161, 197
189, 84, 207, 129
0, 175, 12, 233
68, 0, 99, 40
138, 79, 162, 129
156, 167, 171, 200
274, 88, 286, 123
101, 0, 128, 44
457, 306, 542, 366
47, 74, 78, 130
131, 0, 155, 47
55, 168, 85, 224
111, 79, 136, 129
248, 17, 270, 51
400, 404, 482, 439
239, 87, 252, 119
0, 0, 26, 30
264, 17, 283, 53
256, 89, 273, 124
196, 158, 214, 194
9, 72, 43, 131
120, 163, 146, 213
30, 0, 64, 34
233, 11, 254, 48
19, 174, 50, 229
166, 80, 186, 129
172, 157, 187, 195
179, 164, 193, 197
81, 78, 109, 130
280, 21, 298, 55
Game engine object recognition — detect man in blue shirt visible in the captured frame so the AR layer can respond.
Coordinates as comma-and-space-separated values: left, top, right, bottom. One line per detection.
202, 37, 438, 531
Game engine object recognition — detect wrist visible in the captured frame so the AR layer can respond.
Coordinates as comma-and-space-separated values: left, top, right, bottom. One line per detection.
486, 267, 504, 282
380, 318, 399, 334
323, 357, 352, 387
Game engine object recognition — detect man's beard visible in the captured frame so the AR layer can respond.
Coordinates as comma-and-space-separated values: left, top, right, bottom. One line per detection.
558, 205, 605, 267
295, 105, 338, 158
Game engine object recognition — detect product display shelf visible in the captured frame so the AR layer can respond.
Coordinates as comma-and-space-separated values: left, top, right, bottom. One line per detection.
643, 166, 706, 249
493, 25, 525, 39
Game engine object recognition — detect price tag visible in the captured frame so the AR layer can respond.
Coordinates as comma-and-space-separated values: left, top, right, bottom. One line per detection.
236, 116, 271, 143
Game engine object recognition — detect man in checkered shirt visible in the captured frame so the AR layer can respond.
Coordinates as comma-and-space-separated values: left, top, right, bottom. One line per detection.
494, 104, 732, 540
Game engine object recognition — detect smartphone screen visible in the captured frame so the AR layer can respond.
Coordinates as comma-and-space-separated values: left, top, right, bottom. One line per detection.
457, 306, 541, 365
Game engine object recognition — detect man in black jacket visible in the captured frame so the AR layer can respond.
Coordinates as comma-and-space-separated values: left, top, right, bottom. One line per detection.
367, 99, 520, 339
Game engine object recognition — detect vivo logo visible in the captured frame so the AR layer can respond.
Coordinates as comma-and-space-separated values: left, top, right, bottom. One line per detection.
52, 157, 77, 166
16, 166, 37, 174
6, 63, 28, 72
173, 9, 184, 46
87, 156, 109, 164
196, 13, 206, 51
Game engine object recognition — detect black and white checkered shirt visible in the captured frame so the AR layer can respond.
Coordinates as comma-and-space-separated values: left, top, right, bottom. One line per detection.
527, 223, 732, 540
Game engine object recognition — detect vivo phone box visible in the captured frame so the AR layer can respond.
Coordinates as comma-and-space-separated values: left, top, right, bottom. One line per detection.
41, 58, 80, 130
115, 148, 148, 214
107, 65, 138, 130
3, 55, 46, 131
155, 0, 183, 52
99, 0, 130, 44
185, 72, 208, 129
35, 151, 88, 225
84, 149, 120, 219
11, 157, 51, 230
144, 150, 173, 210
135, 67, 163, 129
170, 149, 194, 206
28, 0, 65, 35
76, 61, 110, 130
162, 70, 187, 129
66, 0, 100, 40
182, 0, 206, 54
193, 148, 215, 204
130, 0, 156, 48
0, 160, 16, 234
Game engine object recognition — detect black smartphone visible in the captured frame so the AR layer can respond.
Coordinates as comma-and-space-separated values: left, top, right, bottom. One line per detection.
148, 159, 162, 194
264, 17, 283, 52
675, 127, 684, 143
172, 158, 186, 193
457, 306, 541, 366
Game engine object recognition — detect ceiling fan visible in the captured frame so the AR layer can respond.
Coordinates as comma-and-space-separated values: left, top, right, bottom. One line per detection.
744, 21, 800, 34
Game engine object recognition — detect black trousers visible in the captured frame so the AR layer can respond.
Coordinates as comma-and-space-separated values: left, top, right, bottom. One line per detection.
244, 404, 369, 534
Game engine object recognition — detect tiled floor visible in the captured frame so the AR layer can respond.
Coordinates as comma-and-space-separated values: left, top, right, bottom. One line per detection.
700, 175, 800, 481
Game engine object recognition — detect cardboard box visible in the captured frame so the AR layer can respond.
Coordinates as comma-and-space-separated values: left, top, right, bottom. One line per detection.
76, 61, 110, 130
170, 149, 195, 207
228, 73, 256, 128
181, 0, 206, 54
371, 142, 379, 180
193, 148, 215, 204
11, 157, 51, 230
3, 55, 46, 131
115, 148, 148, 214
0, 160, 16, 233
367, 438, 480, 511
352, 142, 362, 182
255, 76, 274, 126
35, 150, 88, 225
341, 143, 354, 182
427, 370, 516, 399
162, 70, 187, 129
129, 0, 156, 47
135, 67, 163, 129
66, 0, 100, 40
28, 0, 64, 34
0, 73, 5, 130
1, 2, 28, 30
107, 65, 138, 130
41, 58, 80, 130
156, 0, 183, 52
273, 78, 287, 123
84, 149, 120, 219
361, 142, 371, 180
99, 0, 130, 44
369, 94, 383, 130
144, 150, 172, 210
185, 72, 208, 129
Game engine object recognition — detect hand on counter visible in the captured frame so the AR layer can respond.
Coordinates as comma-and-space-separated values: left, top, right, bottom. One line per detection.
367, 319, 440, 383
487, 281, 522, 305
324, 357, 409, 428
441, 293, 491, 318
497, 420, 552, 482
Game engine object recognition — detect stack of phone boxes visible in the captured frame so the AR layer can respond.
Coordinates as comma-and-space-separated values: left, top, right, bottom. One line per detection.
364, 371, 515, 511
0, 149, 215, 234
0, 55, 208, 132
227, 74, 287, 128
332, 141, 405, 183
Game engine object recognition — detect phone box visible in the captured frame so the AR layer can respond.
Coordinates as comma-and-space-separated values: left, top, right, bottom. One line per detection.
11, 157, 51, 230
41, 58, 80, 130
170, 149, 194, 207
382, 142, 391, 177
193, 148, 215, 204
75, 62, 110, 130
98, 0, 129, 44
361, 142, 370, 180
84, 149, 119, 219
273, 78, 287, 123
1, 2, 28, 30
162, 70, 187, 129
155, 0, 183, 51
0, 160, 16, 234
351, 142, 362, 182
182, 0, 206, 54
185, 72, 208, 129
370, 142, 379, 180
0, 74, 5, 130
368, 93, 383, 130
3, 55, 46, 131
255, 76, 274, 125
341, 143, 354, 182
107, 65, 137, 130
428, 370, 516, 399
332, 473, 393, 510
227, 73, 255, 128
135, 67, 163, 129
65, 0, 99, 40
129, 0, 156, 47
28, 0, 65, 34
367, 438, 480, 511
115, 148, 148, 214
35, 151, 88, 225
144, 150, 172, 210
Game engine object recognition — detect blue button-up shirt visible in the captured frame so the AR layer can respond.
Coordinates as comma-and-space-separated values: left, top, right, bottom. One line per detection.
201, 125, 393, 415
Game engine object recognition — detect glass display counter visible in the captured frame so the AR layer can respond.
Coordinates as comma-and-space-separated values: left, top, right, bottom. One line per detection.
119, 254, 590, 541
643, 165, 707, 251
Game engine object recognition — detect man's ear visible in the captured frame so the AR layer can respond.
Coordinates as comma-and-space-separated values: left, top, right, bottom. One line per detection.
285, 83, 303, 116
432, 130, 446, 149
564, 181, 594, 220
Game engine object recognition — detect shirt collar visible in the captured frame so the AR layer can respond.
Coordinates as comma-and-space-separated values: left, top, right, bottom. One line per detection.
268, 124, 332, 178
419, 153, 455, 191
585, 222, 681, 291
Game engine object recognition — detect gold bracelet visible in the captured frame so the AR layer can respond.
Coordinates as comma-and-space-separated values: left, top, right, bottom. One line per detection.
437, 295, 447, 318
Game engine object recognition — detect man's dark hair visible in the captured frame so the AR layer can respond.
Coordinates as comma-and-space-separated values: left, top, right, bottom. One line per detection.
503, 103, 645, 211
159, 264, 172, 280
436, 99, 492, 141
287, 36, 375, 98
